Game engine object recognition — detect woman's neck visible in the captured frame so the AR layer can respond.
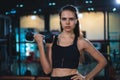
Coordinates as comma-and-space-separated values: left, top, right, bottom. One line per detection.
60, 31, 75, 38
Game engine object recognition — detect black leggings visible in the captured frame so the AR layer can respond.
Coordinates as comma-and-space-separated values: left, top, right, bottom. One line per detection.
50, 74, 76, 80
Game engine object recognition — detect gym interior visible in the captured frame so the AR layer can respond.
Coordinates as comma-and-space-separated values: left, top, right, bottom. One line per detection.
0, 0, 120, 80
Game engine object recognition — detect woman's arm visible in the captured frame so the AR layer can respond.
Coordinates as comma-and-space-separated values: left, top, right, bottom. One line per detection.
78, 38, 107, 80
34, 34, 52, 74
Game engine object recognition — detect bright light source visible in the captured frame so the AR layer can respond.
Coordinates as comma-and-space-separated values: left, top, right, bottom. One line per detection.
26, 51, 30, 56
16, 4, 24, 7
20, 4, 24, 7
91, 8, 94, 11
5, 12, 9, 15
88, 8, 91, 11
33, 11, 37, 14
87, 8, 94, 11
78, 13, 83, 18
85, 1, 89, 4
31, 15, 36, 20
10, 9, 16, 14
89, 0, 93, 3
116, 0, 120, 4
113, 8, 117, 11
49, 2, 56, 6
52, 2, 56, 5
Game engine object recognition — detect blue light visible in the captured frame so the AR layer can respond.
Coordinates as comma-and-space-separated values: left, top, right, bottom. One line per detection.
10, 9, 16, 14
16, 43, 19, 52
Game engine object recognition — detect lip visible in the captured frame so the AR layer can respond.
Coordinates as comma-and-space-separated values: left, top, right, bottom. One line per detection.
65, 26, 71, 29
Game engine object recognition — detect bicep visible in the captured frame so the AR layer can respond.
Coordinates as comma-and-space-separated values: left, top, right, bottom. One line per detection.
82, 39, 105, 62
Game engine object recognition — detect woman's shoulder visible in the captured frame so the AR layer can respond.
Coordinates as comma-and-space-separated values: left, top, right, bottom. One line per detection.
77, 37, 92, 48
78, 36, 89, 43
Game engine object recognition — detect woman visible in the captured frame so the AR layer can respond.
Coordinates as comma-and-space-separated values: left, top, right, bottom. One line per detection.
34, 5, 107, 80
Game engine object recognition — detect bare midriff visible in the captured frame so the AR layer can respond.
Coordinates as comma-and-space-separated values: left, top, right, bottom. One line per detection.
51, 68, 78, 77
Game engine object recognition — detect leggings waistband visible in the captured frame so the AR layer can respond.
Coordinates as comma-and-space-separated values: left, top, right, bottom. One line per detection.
50, 74, 76, 80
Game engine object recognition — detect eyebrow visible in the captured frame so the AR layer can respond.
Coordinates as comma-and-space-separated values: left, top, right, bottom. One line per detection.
61, 17, 76, 20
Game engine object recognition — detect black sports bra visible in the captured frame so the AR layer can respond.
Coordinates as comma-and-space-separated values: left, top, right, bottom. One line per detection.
52, 36, 80, 69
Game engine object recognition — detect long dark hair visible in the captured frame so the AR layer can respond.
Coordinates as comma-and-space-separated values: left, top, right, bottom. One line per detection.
59, 5, 80, 38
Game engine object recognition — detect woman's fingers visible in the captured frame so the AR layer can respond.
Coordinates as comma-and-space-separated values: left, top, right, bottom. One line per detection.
34, 34, 44, 43
71, 74, 85, 80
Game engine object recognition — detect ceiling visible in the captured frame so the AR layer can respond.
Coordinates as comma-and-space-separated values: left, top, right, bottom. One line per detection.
0, 0, 119, 16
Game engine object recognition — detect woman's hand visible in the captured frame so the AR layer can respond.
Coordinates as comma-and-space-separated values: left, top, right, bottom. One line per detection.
71, 74, 85, 80
34, 34, 45, 44
71, 73, 94, 80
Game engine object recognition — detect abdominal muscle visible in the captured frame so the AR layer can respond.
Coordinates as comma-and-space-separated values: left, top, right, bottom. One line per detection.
51, 68, 78, 77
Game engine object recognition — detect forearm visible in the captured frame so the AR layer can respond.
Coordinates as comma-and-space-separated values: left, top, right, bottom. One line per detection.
38, 43, 52, 74
85, 59, 107, 80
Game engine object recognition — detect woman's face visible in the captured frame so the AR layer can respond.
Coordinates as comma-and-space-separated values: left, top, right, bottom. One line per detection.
60, 10, 77, 32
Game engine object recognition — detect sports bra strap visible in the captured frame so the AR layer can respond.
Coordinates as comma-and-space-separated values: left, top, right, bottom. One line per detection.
73, 36, 78, 45
53, 35, 58, 45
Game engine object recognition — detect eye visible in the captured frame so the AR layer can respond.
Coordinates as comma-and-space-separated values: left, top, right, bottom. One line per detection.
69, 18, 75, 21
61, 17, 76, 21
61, 18, 66, 21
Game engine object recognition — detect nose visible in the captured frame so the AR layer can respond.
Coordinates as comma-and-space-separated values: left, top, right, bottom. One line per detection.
66, 19, 70, 25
